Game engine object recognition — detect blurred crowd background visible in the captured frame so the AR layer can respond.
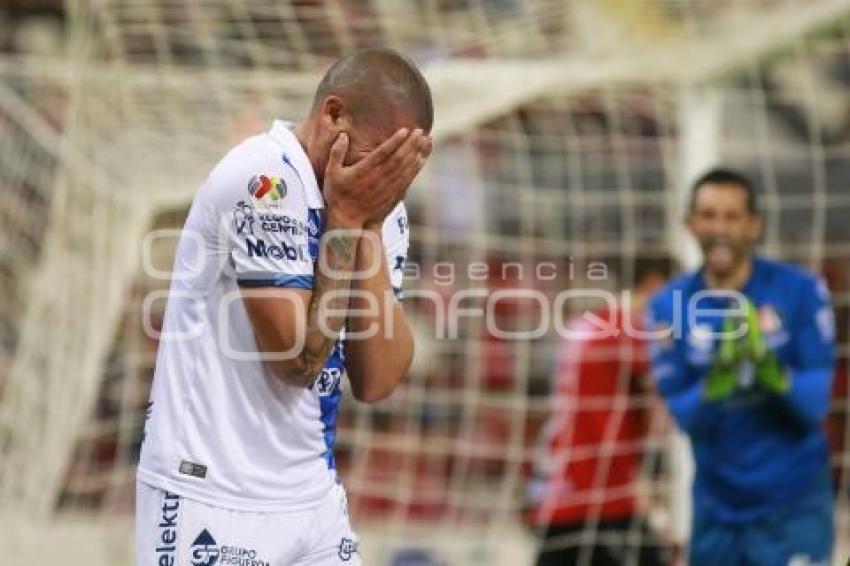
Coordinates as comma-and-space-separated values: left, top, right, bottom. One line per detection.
1, 0, 849, 563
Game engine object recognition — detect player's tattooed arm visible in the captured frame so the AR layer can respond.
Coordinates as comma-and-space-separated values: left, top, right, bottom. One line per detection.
241, 214, 361, 388
340, 131, 430, 401
242, 129, 429, 388
288, 225, 359, 385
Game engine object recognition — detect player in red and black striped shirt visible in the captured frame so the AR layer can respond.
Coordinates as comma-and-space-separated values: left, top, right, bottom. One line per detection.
528, 258, 673, 566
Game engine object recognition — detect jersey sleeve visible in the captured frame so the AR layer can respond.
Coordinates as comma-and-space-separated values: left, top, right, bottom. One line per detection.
230, 203, 315, 289
383, 204, 410, 300
794, 275, 836, 371
213, 143, 316, 290
647, 292, 719, 436
646, 294, 688, 395
774, 274, 836, 427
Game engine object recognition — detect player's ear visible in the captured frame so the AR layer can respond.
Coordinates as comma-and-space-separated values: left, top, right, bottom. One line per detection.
319, 95, 348, 130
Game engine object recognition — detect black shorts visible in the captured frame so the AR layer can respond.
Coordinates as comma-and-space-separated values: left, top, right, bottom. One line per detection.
534, 516, 669, 566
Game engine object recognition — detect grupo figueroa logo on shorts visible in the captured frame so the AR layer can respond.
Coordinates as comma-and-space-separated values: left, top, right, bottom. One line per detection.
248, 174, 287, 205
189, 528, 271, 566
191, 528, 220, 566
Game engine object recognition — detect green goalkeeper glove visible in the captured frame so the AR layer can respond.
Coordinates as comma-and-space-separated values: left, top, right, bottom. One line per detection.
704, 316, 741, 401
743, 300, 790, 395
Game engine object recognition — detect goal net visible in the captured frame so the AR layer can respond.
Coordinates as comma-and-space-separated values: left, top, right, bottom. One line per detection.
1, 1, 849, 564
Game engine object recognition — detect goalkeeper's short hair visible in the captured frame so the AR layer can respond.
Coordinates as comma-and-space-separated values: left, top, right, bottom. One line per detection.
690, 167, 758, 214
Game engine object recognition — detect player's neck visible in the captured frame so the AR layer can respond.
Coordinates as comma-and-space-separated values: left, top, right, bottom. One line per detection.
704, 257, 753, 291
292, 122, 311, 158
293, 121, 323, 188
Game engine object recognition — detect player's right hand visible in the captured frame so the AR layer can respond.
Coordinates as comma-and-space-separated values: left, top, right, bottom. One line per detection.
323, 128, 432, 228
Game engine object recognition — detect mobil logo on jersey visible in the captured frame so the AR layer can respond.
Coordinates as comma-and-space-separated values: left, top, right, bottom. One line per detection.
245, 237, 310, 263
248, 174, 287, 208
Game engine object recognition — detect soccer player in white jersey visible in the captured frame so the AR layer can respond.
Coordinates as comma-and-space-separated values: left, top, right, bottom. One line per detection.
136, 48, 433, 566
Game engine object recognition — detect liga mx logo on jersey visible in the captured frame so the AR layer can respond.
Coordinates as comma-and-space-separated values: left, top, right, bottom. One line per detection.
191, 528, 220, 566
248, 174, 287, 203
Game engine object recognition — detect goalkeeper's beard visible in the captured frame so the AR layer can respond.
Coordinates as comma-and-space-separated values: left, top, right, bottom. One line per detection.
702, 237, 748, 279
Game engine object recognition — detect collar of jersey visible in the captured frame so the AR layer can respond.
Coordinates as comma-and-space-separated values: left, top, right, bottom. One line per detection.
693, 254, 767, 298
268, 120, 324, 209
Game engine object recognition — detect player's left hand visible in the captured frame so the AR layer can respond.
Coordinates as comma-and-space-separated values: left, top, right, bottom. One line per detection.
742, 299, 790, 395
364, 131, 432, 228
704, 316, 740, 401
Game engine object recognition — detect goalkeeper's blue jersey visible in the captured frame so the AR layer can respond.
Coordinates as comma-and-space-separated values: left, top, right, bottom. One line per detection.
647, 256, 836, 523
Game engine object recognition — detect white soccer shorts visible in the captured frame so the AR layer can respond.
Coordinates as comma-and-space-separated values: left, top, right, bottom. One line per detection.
136, 480, 361, 566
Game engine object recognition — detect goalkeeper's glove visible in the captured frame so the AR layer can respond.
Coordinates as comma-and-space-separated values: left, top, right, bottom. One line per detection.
743, 300, 790, 395
704, 316, 741, 401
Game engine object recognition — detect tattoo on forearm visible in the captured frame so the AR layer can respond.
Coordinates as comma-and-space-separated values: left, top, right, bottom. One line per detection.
289, 230, 358, 385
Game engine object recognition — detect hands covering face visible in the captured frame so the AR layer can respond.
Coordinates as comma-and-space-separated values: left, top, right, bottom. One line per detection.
322, 128, 433, 227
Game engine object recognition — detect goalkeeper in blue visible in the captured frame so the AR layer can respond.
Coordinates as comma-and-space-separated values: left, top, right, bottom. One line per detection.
647, 168, 836, 566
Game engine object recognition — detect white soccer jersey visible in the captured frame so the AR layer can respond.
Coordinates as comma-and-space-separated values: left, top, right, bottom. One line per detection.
138, 120, 409, 512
